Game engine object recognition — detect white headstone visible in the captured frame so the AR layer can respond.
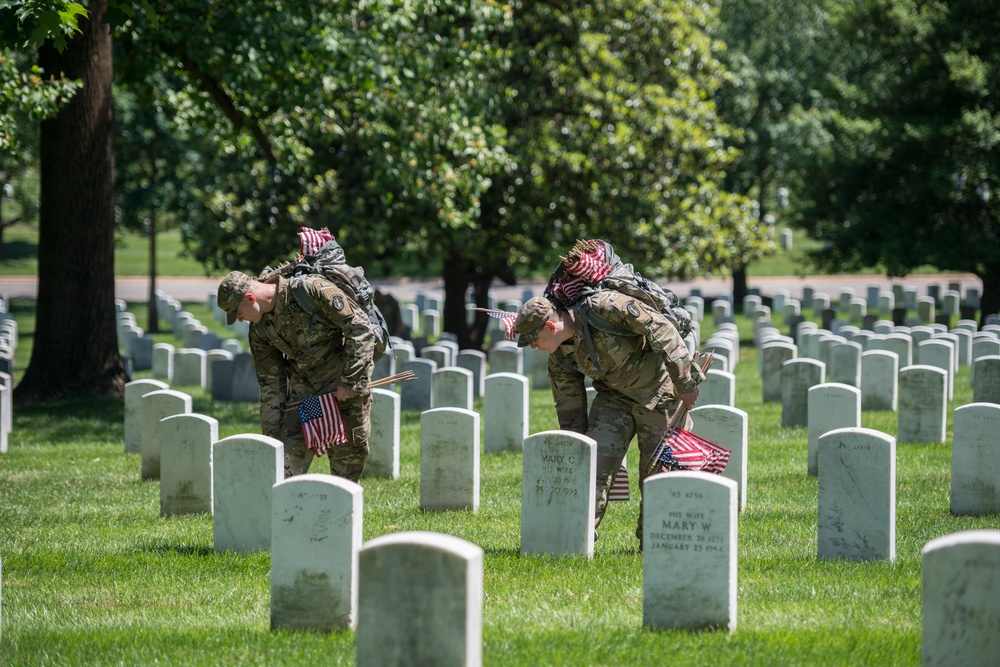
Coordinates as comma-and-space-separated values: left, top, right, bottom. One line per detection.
950, 403, 1000, 516
898, 365, 947, 443
367, 388, 400, 479
357, 532, 483, 667
860, 350, 899, 412
760, 342, 796, 403
781, 358, 826, 427
690, 405, 748, 511
124, 379, 169, 454
817, 427, 896, 561
521, 430, 596, 557
828, 341, 862, 387
484, 373, 529, 454
271, 474, 362, 631
917, 339, 955, 400
159, 413, 217, 516
972, 355, 1000, 405
400, 358, 437, 412
172, 348, 207, 388
432, 367, 474, 411
212, 434, 283, 553
456, 350, 487, 397
642, 472, 737, 632
699, 369, 735, 408
140, 389, 192, 480
420, 408, 480, 512
488, 346, 523, 376
922, 530, 1000, 666
807, 383, 861, 476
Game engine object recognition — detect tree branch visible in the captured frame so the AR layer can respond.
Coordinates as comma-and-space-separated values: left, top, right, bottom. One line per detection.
164, 41, 278, 166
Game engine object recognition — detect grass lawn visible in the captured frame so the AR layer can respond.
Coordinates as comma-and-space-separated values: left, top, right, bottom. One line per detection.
1, 300, 997, 666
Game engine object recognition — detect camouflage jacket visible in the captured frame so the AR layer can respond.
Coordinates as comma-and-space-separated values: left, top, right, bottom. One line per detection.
547, 289, 704, 432
248, 274, 375, 438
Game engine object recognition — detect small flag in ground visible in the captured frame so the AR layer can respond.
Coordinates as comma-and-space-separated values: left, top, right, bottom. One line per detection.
298, 227, 334, 257
609, 464, 630, 501
476, 308, 518, 340
298, 393, 347, 457
654, 427, 731, 475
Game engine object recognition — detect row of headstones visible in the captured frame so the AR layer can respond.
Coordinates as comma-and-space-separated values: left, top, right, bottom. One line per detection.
708, 281, 982, 327
127, 374, 751, 527
0, 297, 14, 454
115, 398, 1000, 663
116, 294, 244, 373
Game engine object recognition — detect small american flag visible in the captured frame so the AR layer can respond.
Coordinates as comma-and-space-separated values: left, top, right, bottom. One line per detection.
653, 427, 730, 475
609, 463, 630, 501
477, 308, 518, 340
298, 393, 347, 457
298, 227, 334, 257
549, 241, 613, 306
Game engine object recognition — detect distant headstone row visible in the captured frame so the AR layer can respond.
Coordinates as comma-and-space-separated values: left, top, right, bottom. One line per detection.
0, 297, 16, 453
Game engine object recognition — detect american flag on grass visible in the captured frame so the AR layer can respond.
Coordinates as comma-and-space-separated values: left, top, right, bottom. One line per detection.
298, 227, 334, 257
475, 308, 518, 341
298, 393, 347, 457
609, 463, 630, 501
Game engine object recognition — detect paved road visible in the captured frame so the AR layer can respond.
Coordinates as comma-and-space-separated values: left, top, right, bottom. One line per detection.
0, 272, 982, 304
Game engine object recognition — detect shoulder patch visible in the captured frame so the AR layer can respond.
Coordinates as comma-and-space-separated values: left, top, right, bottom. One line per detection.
626, 300, 640, 317
332, 295, 345, 311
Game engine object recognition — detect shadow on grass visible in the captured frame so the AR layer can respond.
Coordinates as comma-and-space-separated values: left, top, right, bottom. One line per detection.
15, 395, 124, 445
146, 542, 218, 558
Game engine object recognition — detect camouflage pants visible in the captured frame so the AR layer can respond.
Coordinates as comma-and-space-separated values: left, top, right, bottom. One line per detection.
280, 391, 371, 482
589, 390, 692, 540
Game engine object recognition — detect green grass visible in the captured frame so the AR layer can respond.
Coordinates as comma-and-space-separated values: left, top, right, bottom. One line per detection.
1, 302, 997, 666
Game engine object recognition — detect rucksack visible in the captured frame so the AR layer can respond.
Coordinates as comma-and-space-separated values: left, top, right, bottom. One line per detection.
543, 239, 692, 374
260, 228, 391, 362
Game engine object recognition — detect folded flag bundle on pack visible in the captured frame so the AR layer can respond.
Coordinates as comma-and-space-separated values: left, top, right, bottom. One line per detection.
645, 351, 731, 477
298, 393, 347, 457
548, 239, 613, 306
298, 226, 334, 257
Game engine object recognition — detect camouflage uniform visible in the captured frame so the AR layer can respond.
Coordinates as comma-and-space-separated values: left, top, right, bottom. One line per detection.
246, 273, 375, 481
527, 291, 704, 541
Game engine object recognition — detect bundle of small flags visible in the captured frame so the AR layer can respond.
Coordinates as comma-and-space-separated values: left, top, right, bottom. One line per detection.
475, 308, 518, 341
609, 463, 630, 501
298, 392, 347, 457
298, 226, 334, 258
645, 351, 732, 476
549, 239, 613, 306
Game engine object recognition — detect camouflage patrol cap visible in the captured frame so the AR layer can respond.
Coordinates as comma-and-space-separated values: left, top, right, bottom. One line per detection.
515, 296, 554, 347
217, 271, 252, 325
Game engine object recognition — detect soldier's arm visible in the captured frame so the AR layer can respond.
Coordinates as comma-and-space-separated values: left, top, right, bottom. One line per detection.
311, 280, 375, 394
548, 348, 589, 433
599, 294, 703, 393
248, 324, 287, 440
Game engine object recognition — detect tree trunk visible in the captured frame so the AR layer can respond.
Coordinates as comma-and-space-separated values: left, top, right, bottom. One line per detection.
732, 263, 748, 309
442, 254, 472, 347
978, 266, 1000, 328
147, 206, 160, 334
15, 0, 126, 406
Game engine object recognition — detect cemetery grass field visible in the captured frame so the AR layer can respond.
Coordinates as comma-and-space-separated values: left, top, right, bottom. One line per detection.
2, 299, 998, 666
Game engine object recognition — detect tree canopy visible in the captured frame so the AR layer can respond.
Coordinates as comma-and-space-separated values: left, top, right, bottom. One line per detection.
795, 0, 1000, 317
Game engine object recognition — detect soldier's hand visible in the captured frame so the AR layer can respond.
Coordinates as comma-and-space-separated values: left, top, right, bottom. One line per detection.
678, 386, 699, 410
335, 385, 357, 401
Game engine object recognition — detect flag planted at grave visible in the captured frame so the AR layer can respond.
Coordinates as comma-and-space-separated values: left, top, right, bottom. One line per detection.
609, 464, 630, 501
298, 393, 347, 456
653, 427, 731, 475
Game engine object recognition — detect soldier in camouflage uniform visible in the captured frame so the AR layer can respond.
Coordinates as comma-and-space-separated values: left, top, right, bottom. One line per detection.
514, 293, 704, 547
217, 270, 375, 481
